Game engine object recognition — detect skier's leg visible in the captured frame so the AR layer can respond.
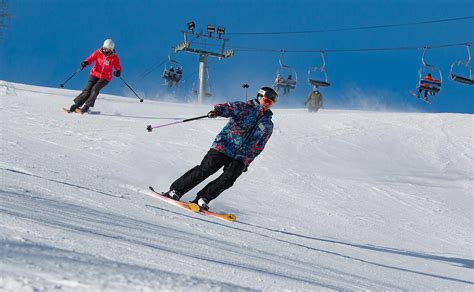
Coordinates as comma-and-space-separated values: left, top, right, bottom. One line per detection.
170, 149, 228, 197
196, 159, 245, 202
73, 76, 99, 108
83, 78, 109, 109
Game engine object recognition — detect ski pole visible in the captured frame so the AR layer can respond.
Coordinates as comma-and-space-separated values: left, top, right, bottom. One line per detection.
147, 115, 208, 132
120, 77, 144, 103
59, 68, 81, 88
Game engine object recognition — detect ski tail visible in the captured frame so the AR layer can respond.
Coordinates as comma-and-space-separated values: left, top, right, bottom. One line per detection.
62, 107, 81, 113
148, 186, 200, 212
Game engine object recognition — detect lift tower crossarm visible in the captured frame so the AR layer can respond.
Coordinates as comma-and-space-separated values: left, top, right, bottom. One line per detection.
174, 26, 234, 103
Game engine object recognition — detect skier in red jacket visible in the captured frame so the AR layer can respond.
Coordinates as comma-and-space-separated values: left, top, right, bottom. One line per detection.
69, 39, 122, 113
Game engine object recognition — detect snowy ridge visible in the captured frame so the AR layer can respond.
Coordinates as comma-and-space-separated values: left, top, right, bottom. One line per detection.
1, 80, 473, 291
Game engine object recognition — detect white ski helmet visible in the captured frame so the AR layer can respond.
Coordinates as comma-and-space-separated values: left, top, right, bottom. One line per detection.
103, 39, 115, 50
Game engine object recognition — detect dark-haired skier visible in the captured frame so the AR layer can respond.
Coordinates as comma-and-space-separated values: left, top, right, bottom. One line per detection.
162, 87, 278, 210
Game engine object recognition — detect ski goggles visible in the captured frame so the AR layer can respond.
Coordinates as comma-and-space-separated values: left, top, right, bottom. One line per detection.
261, 96, 274, 106
257, 88, 278, 103
102, 47, 113, 55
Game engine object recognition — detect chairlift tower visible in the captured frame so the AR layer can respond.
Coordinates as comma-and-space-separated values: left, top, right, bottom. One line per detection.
175, 22, 234, 103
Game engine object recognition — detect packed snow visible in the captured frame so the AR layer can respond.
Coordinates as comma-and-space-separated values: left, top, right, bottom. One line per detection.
1, 80, 473, 291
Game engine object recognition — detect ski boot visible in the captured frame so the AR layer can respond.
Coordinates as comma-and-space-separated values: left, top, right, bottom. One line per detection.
197, 198, 209, 210
165, 190, 180, 201
80, 105, 90, 114
69, 104, 80, 113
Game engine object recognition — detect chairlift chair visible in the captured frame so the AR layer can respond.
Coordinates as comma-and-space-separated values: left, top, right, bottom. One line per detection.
449, 44, 474, 86
162, 55, 183, 88
308, 52, 331, 89
416, 47, 442, 94
273, 51, 297, 95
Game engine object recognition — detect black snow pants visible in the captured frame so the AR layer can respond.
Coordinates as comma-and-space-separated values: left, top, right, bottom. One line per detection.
73, 76, 109, 108
170, 149, 245, 202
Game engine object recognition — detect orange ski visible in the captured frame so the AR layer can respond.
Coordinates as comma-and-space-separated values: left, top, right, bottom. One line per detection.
148, 186, 200, 212
148, 186, 236, 221
62, 107, 81, 113
197, 208, 237, 222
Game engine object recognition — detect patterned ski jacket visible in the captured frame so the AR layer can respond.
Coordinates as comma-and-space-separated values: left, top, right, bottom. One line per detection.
211, 99, 274, 167
84, 49, 121, 82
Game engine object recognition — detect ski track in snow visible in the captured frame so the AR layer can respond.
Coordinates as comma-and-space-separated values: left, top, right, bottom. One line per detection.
1, 81, 473, 291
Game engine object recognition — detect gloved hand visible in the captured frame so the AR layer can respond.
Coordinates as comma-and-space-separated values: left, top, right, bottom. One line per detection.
114, 70, 121, 77
207, 110, 218, 118
80, 61, 88, 70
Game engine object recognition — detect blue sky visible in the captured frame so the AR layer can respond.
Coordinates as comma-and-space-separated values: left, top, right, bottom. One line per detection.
1, 0, 473, 113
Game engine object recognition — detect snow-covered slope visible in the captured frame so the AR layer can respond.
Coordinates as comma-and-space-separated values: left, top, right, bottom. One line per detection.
1, 80, 473, 291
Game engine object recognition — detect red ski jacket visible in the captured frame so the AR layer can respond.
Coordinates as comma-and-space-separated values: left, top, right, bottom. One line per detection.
84, 49, 121, 82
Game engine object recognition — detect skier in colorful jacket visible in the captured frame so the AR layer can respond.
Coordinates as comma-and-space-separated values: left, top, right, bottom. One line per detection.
68, 39, 122, 113
164, 87, 277, 210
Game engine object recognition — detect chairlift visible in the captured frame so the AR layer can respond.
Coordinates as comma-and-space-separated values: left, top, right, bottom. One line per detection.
449, 44, 474, 86
416, 47, 442, 94
308, 52, 331, 89
273, 51, 297, 95
162, 55, 183, 88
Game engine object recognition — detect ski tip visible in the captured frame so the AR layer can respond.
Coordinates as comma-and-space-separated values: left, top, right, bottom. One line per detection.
226, 214, 237, 221
204, 211, 237, 222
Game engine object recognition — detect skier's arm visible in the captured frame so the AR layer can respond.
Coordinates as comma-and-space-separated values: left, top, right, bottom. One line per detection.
254, 126, 273, 157
113, 55, 122, 76
305, 95, 310, 105
242, 126, 273, 169
213, 101, 246, 119
84, 50, 99, 65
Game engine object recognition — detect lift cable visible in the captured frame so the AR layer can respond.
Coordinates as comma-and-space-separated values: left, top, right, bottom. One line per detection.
228, 16, 474, 36
190, 41, 473, 54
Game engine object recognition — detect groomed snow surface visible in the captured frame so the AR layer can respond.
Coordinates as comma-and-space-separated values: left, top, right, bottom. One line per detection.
1, 80, 473, 291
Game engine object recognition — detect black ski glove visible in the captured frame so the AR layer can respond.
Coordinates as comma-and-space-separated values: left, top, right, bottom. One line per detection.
114, 70, 121, 77
207, 110, 218, 118
80, 61, 88, 70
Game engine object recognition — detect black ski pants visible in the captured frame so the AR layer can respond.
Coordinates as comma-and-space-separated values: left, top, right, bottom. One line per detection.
74, 76, 109, 108
170, 149, 245, 202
